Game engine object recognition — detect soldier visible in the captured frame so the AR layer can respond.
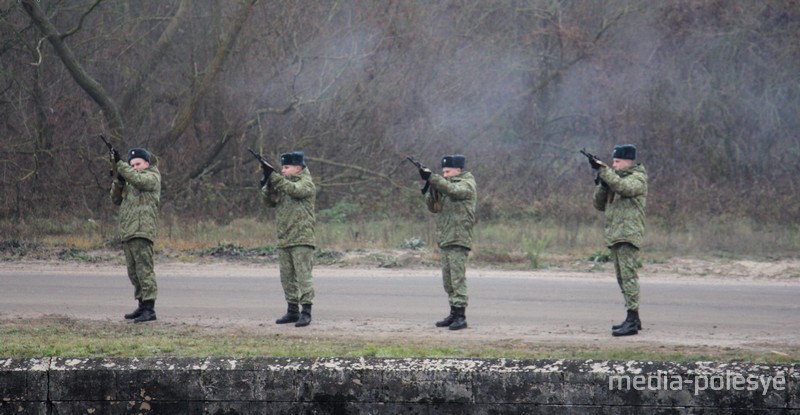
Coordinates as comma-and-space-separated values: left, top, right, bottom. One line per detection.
261, 151, 316, 327
590, 144, 648, 336
111, 148, 161, 323
418, 154, 477, 331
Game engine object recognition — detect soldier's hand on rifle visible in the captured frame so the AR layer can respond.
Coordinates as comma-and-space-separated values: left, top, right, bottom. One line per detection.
110, 169, 126, 184
111, 148, 122, 164
259, 163, 275, 187
419, 167, 432, 181
595, 173, 608, 188
588, 157, 603, 170
580, 149, 606, 170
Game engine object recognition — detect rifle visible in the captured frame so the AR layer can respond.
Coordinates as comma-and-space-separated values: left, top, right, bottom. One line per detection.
247, 148, 276, 171
580, 148, 609, 187
406, 156, 431, 194
579, 148, 607, 168
247, 148, 278, 189
99, 134, 122, 183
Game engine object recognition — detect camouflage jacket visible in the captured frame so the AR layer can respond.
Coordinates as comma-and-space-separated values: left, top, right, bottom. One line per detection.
426, 171, 477, 250
262, 168, 316, 249
111, 161, 161, 242
593, 164, 647, 248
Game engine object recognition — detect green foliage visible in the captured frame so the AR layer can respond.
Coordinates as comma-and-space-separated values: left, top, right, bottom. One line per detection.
398, 237, 426, 250
0, 240, 45, 258
315, 249, 343, 265
368, 252, 399, 268
201, 242, 277, 258
57, 248, 98, 263
317, 202, 363, 224
588, 249, 611, 263
521, 234, 551, 269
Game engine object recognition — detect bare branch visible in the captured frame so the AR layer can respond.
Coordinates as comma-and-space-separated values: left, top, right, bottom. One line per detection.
19, 0, 125, 137
158, 0, 260, 152
120, 0, 191, 111
61, 0, 102, 40
306, 156, 413, 191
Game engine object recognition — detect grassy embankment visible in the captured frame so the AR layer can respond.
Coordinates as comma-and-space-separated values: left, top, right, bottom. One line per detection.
3, 215, 797, 266
2, 316, 797, 363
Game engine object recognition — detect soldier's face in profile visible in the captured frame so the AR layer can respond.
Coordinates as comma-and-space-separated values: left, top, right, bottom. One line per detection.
442, 167, 461, 178
611, 158, 634, 170
282, 165, 303, 176
130, 158, 150, 171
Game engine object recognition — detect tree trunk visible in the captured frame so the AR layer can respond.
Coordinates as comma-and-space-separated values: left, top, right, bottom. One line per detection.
157, 0, 260, 153
19, 0, 126, 140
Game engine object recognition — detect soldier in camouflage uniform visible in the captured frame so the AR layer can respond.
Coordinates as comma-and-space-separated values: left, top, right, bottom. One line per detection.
111, 148, 161, 323
590, 144, 647, 336
261, 151, 316, 327
418, 154, 477, 331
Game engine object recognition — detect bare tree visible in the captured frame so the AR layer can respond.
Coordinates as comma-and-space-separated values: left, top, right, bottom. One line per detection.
1, 0, 799, 225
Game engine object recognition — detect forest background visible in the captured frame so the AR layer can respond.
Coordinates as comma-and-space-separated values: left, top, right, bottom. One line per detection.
2, 0, 799, 262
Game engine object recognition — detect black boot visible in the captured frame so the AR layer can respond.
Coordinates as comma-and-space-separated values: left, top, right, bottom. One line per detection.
612, 309, 639, 336
448, 307, 467, 331
295, 304, 312, 327
124, 300, 144, 320
276, 303, 300, 324
435, 306, 456, 327
612, 309, 642, 330
133, 300, 157, 323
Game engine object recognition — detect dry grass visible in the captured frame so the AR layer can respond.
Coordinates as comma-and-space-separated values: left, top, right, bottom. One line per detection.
1, 215, 798, 265
2, 316, 796, 362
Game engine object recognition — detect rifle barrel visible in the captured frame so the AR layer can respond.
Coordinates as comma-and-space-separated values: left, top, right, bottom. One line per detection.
99, 134, 114, 150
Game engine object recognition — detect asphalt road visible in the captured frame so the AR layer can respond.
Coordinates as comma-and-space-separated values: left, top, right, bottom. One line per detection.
1, 262, 799, 349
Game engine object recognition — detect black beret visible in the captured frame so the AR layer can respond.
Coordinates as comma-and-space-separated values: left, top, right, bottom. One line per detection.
612, 144, 636, 160
280, 151, 305, 166
441, 154, 466, 169
127, 148, 153, 163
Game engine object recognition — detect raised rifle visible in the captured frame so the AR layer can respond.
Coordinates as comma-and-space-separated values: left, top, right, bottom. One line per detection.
580, 148, 609, 188
580, 148, 607, 169
247, 148, 276, 171
100, 134, 122, 183
247, 148, 278, 189
406, 156, 431, 194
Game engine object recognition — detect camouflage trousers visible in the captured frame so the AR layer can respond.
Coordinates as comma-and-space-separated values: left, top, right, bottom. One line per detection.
610, 242, 640, 311
278, 245, 315, 305
123, 237, 158, 301
441, 245, 469, 308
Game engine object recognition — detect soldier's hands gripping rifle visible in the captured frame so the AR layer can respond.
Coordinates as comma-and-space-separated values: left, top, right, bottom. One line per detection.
100, 134, 124, 184
580, 148, 607, 170
406, 156, 432, 194
579, 148, 608, 186
247, 148, 277, 186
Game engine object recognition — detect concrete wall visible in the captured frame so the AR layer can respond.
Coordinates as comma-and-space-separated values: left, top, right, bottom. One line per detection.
1, 357, 797, 414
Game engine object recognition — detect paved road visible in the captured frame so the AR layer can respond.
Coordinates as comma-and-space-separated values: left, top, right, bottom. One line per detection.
1, 263, 799, 349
